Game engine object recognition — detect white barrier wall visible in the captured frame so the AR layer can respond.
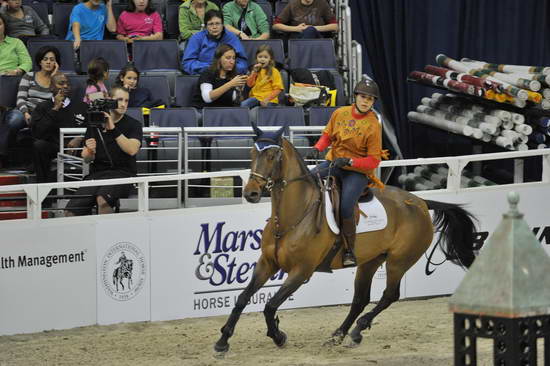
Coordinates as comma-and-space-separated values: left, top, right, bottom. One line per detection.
1, 184, 549, 335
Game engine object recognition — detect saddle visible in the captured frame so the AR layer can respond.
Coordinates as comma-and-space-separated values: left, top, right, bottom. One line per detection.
327, 176, 373, 227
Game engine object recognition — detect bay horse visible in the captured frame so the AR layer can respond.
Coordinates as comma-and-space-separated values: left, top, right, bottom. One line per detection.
214, 125, 477, 353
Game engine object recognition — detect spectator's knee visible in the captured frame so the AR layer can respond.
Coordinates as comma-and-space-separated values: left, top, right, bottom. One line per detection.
33, 139, 49, 152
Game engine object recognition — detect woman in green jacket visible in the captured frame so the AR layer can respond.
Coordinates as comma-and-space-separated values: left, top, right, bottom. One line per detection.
222, 0, 269, 40
178, 0, 219, 41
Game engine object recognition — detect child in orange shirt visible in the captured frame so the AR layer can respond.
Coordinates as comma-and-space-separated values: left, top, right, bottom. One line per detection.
240, 45, 284, 108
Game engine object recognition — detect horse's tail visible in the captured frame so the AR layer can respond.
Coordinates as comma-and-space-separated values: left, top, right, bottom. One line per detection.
424, 200, 478, 268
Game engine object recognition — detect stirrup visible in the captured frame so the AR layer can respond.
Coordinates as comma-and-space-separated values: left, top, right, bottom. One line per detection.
342, 251, 356, 267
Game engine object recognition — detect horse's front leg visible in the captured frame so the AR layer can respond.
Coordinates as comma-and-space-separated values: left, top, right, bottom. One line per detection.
214, 255, 278, 354
263, 268, 310, 348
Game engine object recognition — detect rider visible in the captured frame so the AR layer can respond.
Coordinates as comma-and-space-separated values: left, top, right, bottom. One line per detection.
310, 78, 386, 267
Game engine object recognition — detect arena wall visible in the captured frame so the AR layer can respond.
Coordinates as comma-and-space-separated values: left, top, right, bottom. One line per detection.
1, 183, 550, 335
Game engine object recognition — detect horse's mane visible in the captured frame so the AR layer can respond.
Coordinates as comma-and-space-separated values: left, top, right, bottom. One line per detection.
282, 138, 319, 188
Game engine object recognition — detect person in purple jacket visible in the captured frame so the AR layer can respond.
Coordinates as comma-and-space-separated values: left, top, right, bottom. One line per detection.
181, 9, 247, 75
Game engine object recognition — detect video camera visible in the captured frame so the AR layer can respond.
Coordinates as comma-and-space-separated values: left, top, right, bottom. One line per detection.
86, 99, 119, 128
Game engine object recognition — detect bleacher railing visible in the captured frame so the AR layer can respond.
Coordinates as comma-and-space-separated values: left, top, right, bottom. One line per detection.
2, 125, 549, 221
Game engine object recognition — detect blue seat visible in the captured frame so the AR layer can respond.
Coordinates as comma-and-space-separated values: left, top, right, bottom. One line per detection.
80, 40, 129, 73
132, 40, 181, 72
202, 107, 252, 171
149, 108, 202, 172
27, 39, 77, 73
174, 75, 199, 107
0, 75, 23, 108
257, 2, 273, 25
126, 107, 144, 125
138, 75, 171, 107
241, 39, 285, 67
52, 3, 74, 39
274, 1, 287, 16
165, 3, 180, 39
255, 106, 305, 127
28, 2, 49, 27
288, 39, 337, 70
66, 75, 87, 102
308, 106, 338, 126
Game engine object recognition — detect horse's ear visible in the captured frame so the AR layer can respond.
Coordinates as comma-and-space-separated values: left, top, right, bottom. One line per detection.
275, 124, 287, 143
251, 121, 263, 141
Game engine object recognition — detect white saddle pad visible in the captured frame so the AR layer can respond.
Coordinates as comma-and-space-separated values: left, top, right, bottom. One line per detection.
325, 190, 388, 235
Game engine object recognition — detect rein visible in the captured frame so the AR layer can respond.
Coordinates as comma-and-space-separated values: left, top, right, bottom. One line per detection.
249, 140, 323, 265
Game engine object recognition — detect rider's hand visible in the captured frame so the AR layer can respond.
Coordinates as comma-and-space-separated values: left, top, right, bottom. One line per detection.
309, 147, 322, 160
332, 157, 352, 168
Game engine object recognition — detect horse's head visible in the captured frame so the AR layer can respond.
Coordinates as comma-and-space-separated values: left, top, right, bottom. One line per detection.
244, 123, 286, 203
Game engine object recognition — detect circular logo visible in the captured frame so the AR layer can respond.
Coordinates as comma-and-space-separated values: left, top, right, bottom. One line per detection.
101, 242, 146, 301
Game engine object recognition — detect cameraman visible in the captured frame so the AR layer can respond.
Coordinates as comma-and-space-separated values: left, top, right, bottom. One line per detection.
65, 85, 143, 216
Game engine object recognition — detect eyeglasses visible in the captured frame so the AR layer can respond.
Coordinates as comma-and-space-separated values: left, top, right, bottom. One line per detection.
206, 22, 222, 27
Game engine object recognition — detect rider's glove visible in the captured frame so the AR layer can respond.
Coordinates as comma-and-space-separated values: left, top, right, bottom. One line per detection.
332, 157, 352, 168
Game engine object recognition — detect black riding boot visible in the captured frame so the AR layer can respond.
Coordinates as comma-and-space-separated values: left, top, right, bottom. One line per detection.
341, 217, 357, 267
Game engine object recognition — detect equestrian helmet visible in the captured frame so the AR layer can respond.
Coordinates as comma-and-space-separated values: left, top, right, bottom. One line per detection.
354, 78, 379, 99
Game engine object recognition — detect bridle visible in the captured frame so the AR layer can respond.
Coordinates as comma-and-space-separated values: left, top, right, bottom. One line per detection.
247, 137, 322, 265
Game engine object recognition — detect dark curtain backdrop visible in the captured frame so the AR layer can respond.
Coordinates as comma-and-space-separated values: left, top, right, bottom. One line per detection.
350, 0, 550, 158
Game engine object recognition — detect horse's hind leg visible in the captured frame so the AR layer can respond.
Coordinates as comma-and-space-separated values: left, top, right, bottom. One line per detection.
326, 255, 386, 346
214, 255, 278, 354
263, 269, 310, 348
348, 258, 408, 346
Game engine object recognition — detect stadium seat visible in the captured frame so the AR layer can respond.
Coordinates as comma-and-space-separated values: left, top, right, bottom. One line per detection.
330, 70, 346, 106
28, 2, 49, 27
308, 106, 338, 126
66, 74, 87, 102
0, 75, 23, 108
52, 3, 74, 39
27, 39, 77, 73
132, 40, 181, 72
174, 75, 199, 107
126, 107, 144, 125
138, 75, 171, 107
255, 106, 305, 127
112, 3, 126, 20
148, 108, 202, 172
165, 3, 180, 39
257, 2, 273, 25
274, 1, 287, 16
241, 39, 285, 68
80, 40, 129, 73
202, 107, 252, 171
288, 39, 337, 70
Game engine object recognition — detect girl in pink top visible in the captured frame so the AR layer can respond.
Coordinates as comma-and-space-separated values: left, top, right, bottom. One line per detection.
116, 0, 163, 43
83, 57, 109, 104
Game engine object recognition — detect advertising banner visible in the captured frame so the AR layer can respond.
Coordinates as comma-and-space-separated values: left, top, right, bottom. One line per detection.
0, 222, 96, 335
405, 186, 550, 298
96, 217, 150, 325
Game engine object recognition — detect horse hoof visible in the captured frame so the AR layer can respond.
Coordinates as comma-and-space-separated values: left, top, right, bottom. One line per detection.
323, 330, 345, 346
274, 330, 287, 348
343, 334, 361, 348
213, 341, 229, 354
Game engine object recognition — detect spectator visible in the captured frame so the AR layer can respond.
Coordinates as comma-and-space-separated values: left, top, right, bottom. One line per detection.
83, 57, 109, 104
178, 0, 219, 43
115, 63, 162, 107
65, 85, 143, 216
30, 73, 87, 182
240, 44, 283, 108
182, 9, 247, 75
16, 46, 60, 127
272, 0, 337, 39
223, 0, 269, 41
192, 43, 247, 108
116, 0, 163, 44
0, 0, 49, 39
65, 0, 116, 50
0, 13, 31, 75
0, 13, 32, 163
